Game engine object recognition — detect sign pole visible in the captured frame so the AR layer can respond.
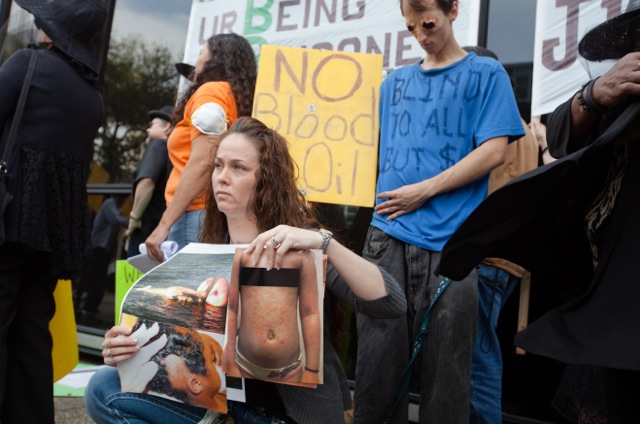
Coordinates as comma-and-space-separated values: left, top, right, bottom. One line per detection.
478, 0, 490, 48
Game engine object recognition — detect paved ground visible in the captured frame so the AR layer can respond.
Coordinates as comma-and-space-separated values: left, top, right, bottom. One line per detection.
54, 352, 103, 423
55, 397, 93, 424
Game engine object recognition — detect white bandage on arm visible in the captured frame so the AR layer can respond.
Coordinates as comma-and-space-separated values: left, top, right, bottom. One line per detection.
191, 102, 228, 135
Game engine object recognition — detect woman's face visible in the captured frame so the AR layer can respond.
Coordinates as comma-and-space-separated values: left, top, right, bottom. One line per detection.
194, 43, 211, 78
402, 0, 457, 56
212, 133, 260, 220
146, 118, 169, 141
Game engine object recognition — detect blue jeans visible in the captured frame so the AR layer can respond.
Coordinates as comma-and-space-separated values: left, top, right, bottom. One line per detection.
469, 264, 520, 424
356, 226, 478, 424
168, 209, 205, 251
84, 367, 208, 424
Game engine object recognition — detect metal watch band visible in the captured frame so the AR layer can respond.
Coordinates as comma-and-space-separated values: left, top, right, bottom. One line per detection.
319, 229, 333, 254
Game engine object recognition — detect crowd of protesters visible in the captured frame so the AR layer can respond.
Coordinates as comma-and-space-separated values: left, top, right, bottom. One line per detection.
1, 0, 639, 423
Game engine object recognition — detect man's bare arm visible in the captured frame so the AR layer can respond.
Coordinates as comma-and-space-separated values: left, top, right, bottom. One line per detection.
127, 178, 155, 236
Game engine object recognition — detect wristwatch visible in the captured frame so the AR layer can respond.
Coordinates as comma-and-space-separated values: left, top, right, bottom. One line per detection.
318, 228, 333, 254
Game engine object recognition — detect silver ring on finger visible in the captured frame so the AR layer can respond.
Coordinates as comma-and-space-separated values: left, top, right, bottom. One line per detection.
107, 348, 112, 358
270, 237, 280, 248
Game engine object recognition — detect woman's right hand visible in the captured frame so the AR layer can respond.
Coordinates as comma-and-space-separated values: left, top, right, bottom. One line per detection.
101, 325, 140, 366
116, 322, 168, 392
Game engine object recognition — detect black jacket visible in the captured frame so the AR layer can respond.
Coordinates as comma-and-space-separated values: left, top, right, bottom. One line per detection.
0, 48, 104, 278
438, 99, 640, 370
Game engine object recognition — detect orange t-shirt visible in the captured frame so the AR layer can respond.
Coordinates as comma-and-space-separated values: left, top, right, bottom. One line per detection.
165, 81, 237, 211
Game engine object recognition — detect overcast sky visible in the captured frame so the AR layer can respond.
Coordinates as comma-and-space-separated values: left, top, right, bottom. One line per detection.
110, 0, 191, 61
110, 0, 537, 65
488, 0, 537, 64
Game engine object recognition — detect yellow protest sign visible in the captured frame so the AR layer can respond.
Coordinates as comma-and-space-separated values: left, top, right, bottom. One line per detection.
51, 279, 78, 382
253, 45, 382, 207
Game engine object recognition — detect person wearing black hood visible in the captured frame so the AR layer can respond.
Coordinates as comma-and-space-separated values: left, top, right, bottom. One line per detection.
517, 2, 640, 421
0, 0, 106, 422
439, 1, 640, 422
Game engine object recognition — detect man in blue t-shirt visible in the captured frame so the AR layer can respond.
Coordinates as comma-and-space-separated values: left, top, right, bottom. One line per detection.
355, 1, 524, 423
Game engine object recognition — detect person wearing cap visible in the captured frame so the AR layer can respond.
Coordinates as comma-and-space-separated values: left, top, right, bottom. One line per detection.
144, 34, 257, 262
0, 0, 106, 422
127, 106, 174, 257
437, 1, 640, 422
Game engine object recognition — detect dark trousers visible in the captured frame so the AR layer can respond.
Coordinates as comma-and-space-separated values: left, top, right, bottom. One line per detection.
357, 226, 478, 424
0, 243, 57, 424
603, 368, 640, 423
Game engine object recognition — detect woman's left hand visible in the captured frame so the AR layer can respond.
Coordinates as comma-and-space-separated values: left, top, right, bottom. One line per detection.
244, 225, 324, 270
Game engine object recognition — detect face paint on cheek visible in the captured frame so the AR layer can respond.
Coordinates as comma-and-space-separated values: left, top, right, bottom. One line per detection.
422, 20, 436, 30
408, 18, 439, 36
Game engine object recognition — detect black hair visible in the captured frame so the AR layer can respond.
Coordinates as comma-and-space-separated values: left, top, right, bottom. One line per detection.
401, 0, 457, 14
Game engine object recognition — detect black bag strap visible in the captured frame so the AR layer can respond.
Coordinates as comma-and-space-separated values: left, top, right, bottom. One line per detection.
0, 49, 38, 175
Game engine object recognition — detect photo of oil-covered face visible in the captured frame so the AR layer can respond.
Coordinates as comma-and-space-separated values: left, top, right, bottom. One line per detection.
131, 319, 227, 412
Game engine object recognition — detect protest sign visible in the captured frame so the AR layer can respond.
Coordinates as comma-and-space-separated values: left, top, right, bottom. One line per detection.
254, 45, 381, 206
183, 0, 481, 69
531, 0, 628, 116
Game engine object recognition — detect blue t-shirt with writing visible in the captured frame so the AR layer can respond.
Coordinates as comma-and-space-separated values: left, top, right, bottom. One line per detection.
371, 53, 525, 251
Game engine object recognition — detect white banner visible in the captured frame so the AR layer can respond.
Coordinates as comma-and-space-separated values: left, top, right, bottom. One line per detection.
531, 0, 628, 117
183, 0, 481, 70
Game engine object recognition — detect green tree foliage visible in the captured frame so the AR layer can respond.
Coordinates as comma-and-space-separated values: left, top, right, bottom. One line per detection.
95, 36, 179, 183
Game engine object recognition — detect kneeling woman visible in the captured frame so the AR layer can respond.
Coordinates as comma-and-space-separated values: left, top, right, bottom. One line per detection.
85, 117, 406, 424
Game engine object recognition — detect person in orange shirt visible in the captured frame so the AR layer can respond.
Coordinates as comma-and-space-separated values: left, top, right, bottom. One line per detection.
145, 33, 256, 262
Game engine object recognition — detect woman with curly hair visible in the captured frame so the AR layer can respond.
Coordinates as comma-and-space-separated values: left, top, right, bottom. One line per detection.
145, 33, 257, 262
89, 117, 406, 424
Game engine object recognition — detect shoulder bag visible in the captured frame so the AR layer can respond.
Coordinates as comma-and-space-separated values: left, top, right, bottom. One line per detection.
0, 49, 38, 245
